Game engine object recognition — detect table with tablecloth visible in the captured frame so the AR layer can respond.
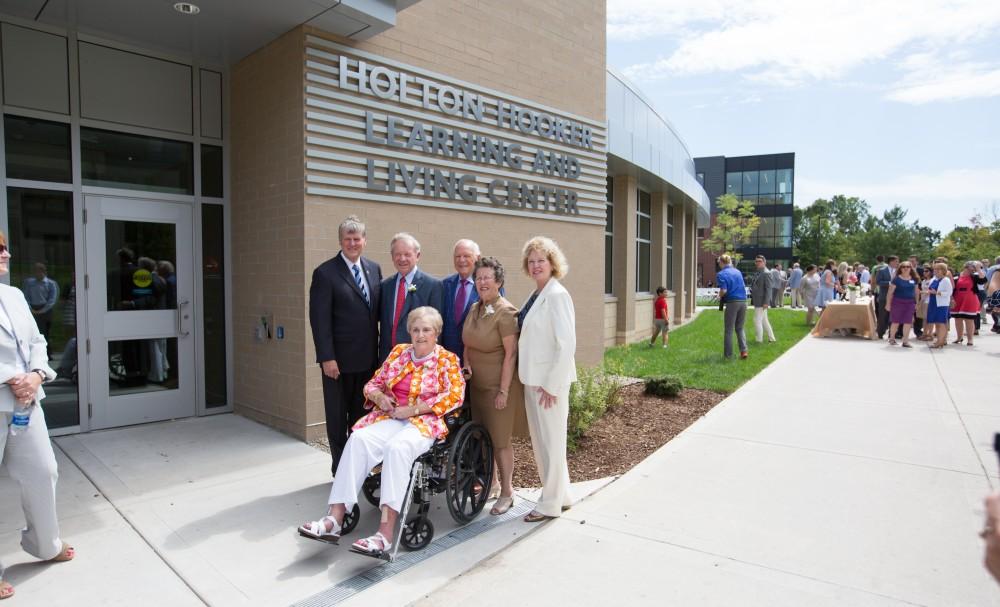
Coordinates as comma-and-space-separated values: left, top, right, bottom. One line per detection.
811, 296, 877, 339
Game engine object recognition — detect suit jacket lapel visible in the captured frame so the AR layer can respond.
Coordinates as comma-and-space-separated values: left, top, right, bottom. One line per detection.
336, 252, 370, 306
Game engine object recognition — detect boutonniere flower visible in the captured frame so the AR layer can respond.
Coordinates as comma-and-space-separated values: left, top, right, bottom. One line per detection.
407, 283, 418, 294
484, 304, 496, 316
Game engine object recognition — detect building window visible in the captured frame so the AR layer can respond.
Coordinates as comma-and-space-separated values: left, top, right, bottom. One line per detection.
775, 216, 793, 248
636, 189, 651, 293
666, 204, 674, 291
777, 168, 793, 194
742, 171, 759, 196
758, 169, 776, 194
202, 204, 228, 407
605, 177, 614, 295
725, 171, 741, 197
201, 145, 224, 198
4, 114, 72, 183
81, 127, 194, 195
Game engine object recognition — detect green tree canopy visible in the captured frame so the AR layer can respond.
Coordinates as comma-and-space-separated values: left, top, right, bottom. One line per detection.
702, 194, 761, 263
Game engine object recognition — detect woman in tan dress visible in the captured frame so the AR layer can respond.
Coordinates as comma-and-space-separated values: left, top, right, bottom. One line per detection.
461, 256, 527, 515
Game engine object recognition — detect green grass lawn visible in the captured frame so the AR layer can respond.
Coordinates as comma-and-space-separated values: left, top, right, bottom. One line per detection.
604, 308, 811, 394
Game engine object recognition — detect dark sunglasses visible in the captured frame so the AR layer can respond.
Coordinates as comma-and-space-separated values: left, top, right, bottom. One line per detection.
0, 244, 7, 254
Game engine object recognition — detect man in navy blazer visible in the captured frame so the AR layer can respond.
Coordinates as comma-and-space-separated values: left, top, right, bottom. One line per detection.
309, 216, 382, 475
378, 233, 444, 362
440, 239, 481, 362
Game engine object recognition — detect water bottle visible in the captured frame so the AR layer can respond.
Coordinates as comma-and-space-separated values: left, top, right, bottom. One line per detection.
9, 403, 31, 437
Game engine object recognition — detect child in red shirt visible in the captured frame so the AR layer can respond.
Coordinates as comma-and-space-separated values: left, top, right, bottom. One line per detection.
650, 286, 669, 347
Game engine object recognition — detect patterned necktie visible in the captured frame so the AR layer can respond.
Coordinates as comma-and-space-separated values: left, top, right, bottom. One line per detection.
454, 279, 468, 327
352, 264, 369, 305
392, 276, 407, 346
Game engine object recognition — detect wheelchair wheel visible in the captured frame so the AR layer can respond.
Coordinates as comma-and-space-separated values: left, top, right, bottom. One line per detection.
400, 518, 434, 551
342, 503, 361, 535
446, 421, 494, 524
362, 474, 381, 508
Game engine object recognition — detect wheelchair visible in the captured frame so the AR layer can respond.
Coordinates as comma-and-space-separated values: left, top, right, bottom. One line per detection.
339, 401, 494, 561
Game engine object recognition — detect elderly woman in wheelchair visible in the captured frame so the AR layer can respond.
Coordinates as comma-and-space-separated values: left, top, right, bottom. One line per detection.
299, 306, 465, 556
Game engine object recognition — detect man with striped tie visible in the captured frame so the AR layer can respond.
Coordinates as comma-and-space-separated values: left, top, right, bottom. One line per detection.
309, 215, 382, 475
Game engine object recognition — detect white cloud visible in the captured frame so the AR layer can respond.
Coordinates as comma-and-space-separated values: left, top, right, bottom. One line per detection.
614, 0, 1000, 89
795, 168, 1000, 232
886, 58, 1000, 104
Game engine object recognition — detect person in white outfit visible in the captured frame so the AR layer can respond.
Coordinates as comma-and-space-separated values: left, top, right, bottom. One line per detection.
298, 306, 465, 556
517, 236, 576, 522
0, 232, 72, 602
750, 255, 777, 343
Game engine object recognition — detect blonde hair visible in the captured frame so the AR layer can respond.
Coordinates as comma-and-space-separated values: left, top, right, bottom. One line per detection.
521, 236, 568, 279
719, 254, 732, 265
406, 306, 443, 334
933, 262, 948, 274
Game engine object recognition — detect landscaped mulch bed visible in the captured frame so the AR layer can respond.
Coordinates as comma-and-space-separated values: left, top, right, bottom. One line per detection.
511, 383, 725, 488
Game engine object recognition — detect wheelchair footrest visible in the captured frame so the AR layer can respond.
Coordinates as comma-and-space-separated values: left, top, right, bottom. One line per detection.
348, 544, 393, 562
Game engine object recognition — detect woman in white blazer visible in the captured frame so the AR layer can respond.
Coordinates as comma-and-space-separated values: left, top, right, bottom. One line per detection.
0, 233, 72, 602
517, 236, 577, 522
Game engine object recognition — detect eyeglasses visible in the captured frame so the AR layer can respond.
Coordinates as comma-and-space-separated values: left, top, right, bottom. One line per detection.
0, 244, 7, 254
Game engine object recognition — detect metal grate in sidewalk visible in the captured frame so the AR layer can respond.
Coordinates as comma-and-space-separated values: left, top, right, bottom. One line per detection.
291, 501, 534, 607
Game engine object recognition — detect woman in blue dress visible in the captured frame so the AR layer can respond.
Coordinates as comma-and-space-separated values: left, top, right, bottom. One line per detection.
926, 262, 953, 349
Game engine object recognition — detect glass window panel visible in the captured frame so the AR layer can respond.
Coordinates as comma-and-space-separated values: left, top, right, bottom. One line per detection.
638, 190, 651, 214
742, 195, 758, 206
81, 127, 193, 194
758, 169, 775, 194
742, 171, 759, 196
667, 248, 674, 291
4, 115, 72, 183
638, 214, 650, 240
775, 216, 793, 238
202, 204, 228, 407
636, 241, 650, 292
105, 220, 177, 311
756, 216, 775, 247
779, 193, 793, 205
726, 172, 742, 196
667, 204, 674, 225
201, 145, 223, 198
7, 187, 79, 428
604, 234, 613, 294
777, 169, 793, 194
667, 224, 674, 247
109, 337, 178, 395
757, 194, 775, 206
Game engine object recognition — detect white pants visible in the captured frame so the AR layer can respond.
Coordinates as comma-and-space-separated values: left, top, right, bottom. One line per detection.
0, 406, 62, 580
754, 306, 776, 342
327, 419, 433, 514
524, 385, 572, 517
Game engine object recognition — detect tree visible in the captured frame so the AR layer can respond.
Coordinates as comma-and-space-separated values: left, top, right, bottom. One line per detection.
934, 213, 1000, 262
701, 194, 761, 262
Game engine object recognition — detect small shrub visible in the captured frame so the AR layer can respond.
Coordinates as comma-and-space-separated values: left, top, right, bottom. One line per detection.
645, 374, 683, 398
567, 364, 625, 450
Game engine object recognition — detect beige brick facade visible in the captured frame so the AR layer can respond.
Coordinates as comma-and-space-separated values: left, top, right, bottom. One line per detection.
232, 1, 607, 440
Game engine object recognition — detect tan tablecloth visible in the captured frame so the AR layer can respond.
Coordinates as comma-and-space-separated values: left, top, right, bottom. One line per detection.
811, 296, 877, 339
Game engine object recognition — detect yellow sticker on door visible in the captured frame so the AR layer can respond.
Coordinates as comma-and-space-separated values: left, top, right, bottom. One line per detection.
132, 269, 153, 288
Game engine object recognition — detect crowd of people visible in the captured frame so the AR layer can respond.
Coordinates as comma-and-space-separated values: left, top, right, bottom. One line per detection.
300, 216, 576, 556
716, 253, 1000, 356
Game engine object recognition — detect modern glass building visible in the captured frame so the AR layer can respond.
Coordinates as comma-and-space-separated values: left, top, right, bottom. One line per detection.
695, 153, 795, 283
0, 0, 708, 440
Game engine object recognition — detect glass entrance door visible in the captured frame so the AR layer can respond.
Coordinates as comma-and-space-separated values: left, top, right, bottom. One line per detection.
85, 195, 195, 429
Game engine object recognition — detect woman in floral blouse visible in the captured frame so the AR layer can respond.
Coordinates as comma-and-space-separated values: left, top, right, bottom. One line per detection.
299, 306, 464, 555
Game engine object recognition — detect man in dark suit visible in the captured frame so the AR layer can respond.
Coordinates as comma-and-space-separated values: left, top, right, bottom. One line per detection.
309, 215, 382, 475
378, 233, 444, 362
440, 239, 481, 362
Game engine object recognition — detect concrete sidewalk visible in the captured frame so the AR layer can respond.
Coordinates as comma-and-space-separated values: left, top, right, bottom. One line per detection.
419, 327, 1000, 606
0, 411, 611, 606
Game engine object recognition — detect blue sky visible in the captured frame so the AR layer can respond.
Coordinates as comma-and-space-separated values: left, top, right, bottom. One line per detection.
606, 0, 1000, 235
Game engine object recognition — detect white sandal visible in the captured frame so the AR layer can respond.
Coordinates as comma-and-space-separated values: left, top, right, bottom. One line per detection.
298, 516, 341, 543
351, 532, 391, 555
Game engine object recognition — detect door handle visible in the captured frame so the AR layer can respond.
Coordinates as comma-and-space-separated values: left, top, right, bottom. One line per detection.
177, 300, 191, 337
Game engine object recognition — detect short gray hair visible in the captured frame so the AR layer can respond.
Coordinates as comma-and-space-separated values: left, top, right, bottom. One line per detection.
453, 238, 481, 256
406, 306, 443, 334
390, 232, 421, 254
338, 215, 366, 239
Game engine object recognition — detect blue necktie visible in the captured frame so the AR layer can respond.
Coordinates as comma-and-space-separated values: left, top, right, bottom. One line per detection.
352, 264, 369, 305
